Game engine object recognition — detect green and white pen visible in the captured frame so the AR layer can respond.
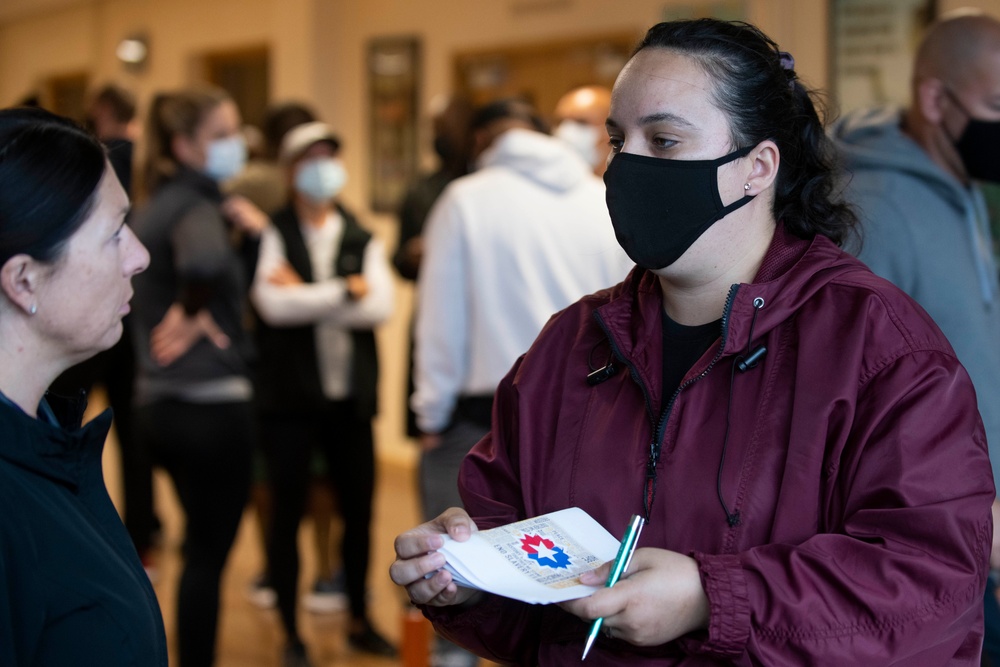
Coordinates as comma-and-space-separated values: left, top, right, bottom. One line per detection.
581, 513, 645, 660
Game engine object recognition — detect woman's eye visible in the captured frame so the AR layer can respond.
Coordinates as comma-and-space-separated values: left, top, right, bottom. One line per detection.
608, 137, 623, 152
652, 136, 677, 149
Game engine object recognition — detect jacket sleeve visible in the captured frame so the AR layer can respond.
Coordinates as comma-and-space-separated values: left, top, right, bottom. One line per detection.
170, 200, 233, 315
251, 226, 394, 328
422, 357, 548, 665
687, 349, 993, 665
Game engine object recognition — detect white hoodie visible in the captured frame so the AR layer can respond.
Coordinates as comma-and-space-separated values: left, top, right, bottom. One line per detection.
412, 128, 633, 432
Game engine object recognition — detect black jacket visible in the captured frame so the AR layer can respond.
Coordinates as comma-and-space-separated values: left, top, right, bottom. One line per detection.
0, 393, 167, 665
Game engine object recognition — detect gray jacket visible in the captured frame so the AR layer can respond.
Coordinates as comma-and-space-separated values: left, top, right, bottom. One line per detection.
831, 106, 1000, 490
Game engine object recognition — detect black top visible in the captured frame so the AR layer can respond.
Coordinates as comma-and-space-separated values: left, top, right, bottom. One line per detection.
661, 309, 721, 399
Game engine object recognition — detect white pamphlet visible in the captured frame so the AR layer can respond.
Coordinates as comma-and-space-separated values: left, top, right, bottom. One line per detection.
436, 507, 621, 605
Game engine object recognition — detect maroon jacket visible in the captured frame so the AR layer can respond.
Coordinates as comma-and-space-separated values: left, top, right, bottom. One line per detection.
427, 228, 994, 666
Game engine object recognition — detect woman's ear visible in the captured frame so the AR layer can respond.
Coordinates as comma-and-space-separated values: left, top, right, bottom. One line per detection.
916, 77, 947, 125
745, 140, 780, 195
0, 254, 41, 316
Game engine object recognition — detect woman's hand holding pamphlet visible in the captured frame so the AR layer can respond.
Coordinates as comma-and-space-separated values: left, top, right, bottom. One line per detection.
434, 507, 622, 604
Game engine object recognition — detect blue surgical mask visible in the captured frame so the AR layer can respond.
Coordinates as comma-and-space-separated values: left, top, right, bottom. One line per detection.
204, 135, 247, 183
295, 157, 347, 204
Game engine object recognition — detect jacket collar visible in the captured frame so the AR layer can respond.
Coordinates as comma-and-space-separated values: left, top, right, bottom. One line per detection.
594, 226, 861, 410
0, 392, 112, 491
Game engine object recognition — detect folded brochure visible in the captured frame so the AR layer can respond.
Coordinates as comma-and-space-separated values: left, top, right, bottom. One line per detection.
436, 507, 621, 604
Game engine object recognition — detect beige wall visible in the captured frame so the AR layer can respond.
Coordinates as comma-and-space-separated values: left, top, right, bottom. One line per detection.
2, 0, 998, 459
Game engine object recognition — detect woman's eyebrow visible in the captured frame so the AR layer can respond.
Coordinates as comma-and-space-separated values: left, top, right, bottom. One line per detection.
638, 111, 694, 128
606, 112, 695, 130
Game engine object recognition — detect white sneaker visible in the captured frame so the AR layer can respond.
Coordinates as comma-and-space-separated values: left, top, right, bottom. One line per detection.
245, 574, 277, 609
301, 572, 348, 613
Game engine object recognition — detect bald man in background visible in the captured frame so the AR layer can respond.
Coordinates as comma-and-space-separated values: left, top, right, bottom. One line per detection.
832, 13, 1000, 662
552, 85, 612, 176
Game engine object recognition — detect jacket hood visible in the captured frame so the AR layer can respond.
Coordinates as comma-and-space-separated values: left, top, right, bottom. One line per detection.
829, 106, 967, 209
595, 226, 866, 409
476, 127, 592, 192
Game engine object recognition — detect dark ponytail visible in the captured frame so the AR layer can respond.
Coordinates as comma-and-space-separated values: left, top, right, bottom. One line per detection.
0, 107, 106, 266
635, 19, 858, 246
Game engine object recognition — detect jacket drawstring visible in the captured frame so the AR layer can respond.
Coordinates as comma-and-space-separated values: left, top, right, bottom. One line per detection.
717, 296, 767, 527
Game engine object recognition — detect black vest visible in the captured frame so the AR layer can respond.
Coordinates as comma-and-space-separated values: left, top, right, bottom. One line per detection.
254, 204, 378, 418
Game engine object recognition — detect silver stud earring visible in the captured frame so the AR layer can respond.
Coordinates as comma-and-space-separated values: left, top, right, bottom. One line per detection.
744, 183, 751, 191
29, 303, 37, 315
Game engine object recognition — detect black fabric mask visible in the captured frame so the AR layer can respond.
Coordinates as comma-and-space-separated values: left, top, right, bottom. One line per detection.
946, 89, 1000, 183
604, 146, 755, 270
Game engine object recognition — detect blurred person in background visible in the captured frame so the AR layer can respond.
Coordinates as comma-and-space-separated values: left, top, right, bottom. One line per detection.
0, 107, 163, 665
393, 94, 474, 282
226, 100, 349, 616
130, 87, 266, 667
553, 85, 612, 177
250, 121, 396, 666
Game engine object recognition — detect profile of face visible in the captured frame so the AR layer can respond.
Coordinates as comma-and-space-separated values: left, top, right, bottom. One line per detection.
605, 48, 762, 276
31, 165, 149, 361
173, 99, 246, 181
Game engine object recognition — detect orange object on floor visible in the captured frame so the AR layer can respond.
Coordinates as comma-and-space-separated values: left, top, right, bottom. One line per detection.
400, 605, 432, 667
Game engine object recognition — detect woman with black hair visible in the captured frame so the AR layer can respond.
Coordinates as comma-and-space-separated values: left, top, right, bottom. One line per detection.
391, 19, 994, 665
0, 107, 163, 664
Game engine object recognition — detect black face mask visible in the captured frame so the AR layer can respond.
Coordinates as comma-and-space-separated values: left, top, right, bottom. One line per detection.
604, 146, 755, 270
946, 89, 1000, 183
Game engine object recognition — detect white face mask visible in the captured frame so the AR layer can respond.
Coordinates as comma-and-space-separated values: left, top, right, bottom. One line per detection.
295, 157, 347, 204
554, 120, 602, 170
204, 135, 247, 182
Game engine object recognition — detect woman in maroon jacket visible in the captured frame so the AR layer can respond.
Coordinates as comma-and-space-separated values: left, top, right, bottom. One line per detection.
391, 19, 994, 666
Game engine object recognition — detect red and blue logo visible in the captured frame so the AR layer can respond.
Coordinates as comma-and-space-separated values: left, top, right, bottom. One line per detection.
520, 534, 571, 569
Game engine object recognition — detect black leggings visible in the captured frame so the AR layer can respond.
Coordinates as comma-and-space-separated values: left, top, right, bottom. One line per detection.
260, 399, 375, 642
135, 399, 253, 667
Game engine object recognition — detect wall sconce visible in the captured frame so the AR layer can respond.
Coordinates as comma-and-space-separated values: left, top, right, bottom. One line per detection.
116, 34, 149, 71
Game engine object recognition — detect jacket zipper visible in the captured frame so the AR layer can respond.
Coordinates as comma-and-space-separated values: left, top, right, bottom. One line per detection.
594, 284, 740, 521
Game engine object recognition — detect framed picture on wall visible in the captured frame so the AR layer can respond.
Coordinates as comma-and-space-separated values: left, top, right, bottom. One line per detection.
368, 36, 421, 213
830, 0, 937, 114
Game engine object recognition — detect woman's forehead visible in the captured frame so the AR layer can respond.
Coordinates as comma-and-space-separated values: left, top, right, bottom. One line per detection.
610, 50, 717, 120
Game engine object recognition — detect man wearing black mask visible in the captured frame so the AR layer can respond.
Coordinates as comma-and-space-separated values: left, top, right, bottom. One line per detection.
831, 11, 1000, 665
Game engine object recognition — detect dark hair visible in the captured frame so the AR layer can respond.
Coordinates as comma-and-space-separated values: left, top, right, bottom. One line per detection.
261, 101, 317, 159
92, 84, 137, 123
0, 107, 106, 266
470, 98, 549, 134
635, 19, 857, 245
140, 87, 231, 198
